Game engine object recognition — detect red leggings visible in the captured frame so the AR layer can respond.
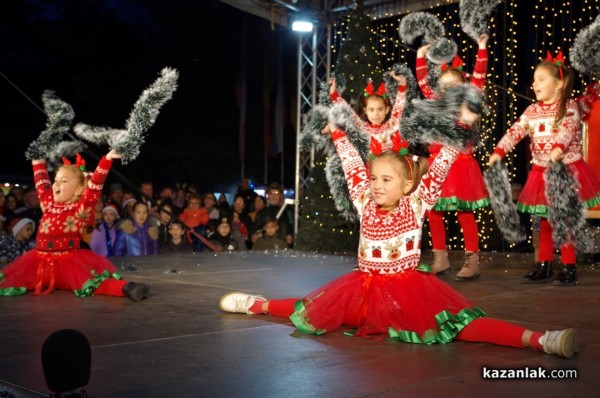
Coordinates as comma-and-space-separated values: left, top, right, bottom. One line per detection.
93, 278, 127, 297
538, 218, 576, 264
428, 210, 479, 252
267, 299, 531, 350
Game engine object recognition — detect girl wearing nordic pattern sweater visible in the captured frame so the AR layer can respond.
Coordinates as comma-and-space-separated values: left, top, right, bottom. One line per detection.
415, 34, 490, 281
489, 53, 600, 286
219, 127, 578, 359
329, 72, 408, 151
0, 150, 149, 301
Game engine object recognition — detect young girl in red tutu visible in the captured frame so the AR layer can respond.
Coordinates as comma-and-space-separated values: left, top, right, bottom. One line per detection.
415, 33, 490, 281
219, 118, 577, 358
0, 151, 150, 301
488, 51, 600, 286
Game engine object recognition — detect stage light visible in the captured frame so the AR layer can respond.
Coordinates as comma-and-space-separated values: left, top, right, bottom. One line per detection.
292, 19, 313, 32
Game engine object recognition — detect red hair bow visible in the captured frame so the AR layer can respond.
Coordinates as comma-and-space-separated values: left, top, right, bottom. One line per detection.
62, 153, 86, 172
369, 132, 409, 158
391, 131, 409, 156
441, 55, 465, 72
364, 81, 387, 98
546, 50, 565, 80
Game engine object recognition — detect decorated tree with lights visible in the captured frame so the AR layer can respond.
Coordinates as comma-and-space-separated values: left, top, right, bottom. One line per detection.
295, 151, 359, 254
295, 1, 383, 253
334, 0, 384, 103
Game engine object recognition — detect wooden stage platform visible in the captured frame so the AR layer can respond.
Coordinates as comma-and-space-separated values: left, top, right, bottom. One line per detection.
1, 250, 599, 397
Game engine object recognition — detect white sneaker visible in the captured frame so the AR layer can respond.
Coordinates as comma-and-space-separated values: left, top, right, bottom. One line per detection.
219, 291, 267, 315
542, 329, 578, 358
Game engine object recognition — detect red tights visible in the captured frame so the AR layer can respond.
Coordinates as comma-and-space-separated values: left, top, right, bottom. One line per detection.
428, 210, 479, 252
537, 218, 576, 264
93, 278, 127, 297
456, 318, 529, 348
265, 301, 542, 351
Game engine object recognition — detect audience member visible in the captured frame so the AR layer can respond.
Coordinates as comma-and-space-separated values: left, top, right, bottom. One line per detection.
251, 216, 289, 251
207, 216, 246, 251
217, 193, 230, 216
156, 202, 175, 248
251, 183, 294, 247
107, 182, 124, 209
202, 192, 220, 221
247, 195, 266, 223
121, 197, 136, 220
89, 204, 119, 257
158, 186, 175, 208
113, 201, 159, 256
179, 193, 209, 252
235, 177, 258, 211
231, 194, 252, 248
173, 186, 187, 212
14, 186, 42, 222
2, 193, 20, 231
161, 219, 194, 254
0, 218, 36, 265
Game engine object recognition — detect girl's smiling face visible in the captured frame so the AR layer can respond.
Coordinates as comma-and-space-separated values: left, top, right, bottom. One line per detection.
369, 157, 406, 210
53, 167, 83, 203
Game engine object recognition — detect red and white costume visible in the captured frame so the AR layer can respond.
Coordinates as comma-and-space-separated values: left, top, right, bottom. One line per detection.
0, 156, 128, 297
494, 98, 600, 213
492, 94, 600, 263
289, 130, 484, 341
416, 49, 490, 252
330, 85, 407, 151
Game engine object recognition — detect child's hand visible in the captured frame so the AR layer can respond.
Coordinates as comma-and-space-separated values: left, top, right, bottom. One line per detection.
322, 123, 333, 135
390, 71, 406, 86
106, 149, 122, 160
477, 34, 489, 49
550, 147, 564, 162
329, 78, 337, 95
488, 153, 502, 165
417, 43, 432, 58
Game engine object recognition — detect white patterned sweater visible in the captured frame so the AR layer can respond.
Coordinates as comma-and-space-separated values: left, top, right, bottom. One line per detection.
494, 99, 582, 166
332, 130, 458, 275
330, 86, 406, 151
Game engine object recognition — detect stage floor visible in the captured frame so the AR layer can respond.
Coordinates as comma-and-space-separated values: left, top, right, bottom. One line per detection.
1, 250, 599, 398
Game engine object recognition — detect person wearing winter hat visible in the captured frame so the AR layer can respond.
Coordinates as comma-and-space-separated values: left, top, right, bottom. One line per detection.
89, 205, 120, 257
0, 218, 36, 265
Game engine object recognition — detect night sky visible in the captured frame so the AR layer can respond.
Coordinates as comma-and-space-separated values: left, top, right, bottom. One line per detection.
0, 0, 298, 194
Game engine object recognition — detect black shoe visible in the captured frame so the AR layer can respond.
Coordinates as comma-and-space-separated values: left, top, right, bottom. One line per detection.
553, 264, 578, 286
123, 282, 150, 302
523, 261, 553, 283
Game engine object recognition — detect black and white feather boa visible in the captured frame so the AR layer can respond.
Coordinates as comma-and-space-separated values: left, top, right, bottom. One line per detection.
399, 12, 457, 65
459, 0, 500, 41
570, 13, 600, 76
400, 83, 481, 151
544, 161, 591, 253
73, 67, 178, 164
483, 161, 526, 243
25, 90, 86, 170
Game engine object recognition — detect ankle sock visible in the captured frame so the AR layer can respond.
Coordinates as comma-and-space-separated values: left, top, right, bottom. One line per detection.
249, 299, 267, 314
530, 331, 544, 351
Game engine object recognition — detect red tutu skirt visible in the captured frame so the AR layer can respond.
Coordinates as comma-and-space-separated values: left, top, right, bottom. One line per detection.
517, 160, 600, 216
0, 249, 123, 297
428, 153, 489, 211
290, 268, 484, 344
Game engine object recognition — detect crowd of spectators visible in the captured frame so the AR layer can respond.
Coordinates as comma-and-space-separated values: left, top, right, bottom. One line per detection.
0, 177, 294, 266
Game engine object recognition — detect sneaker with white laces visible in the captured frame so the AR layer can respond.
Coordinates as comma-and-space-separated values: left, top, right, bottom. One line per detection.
542, 328, 578, 358
219, 291, 267, 315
